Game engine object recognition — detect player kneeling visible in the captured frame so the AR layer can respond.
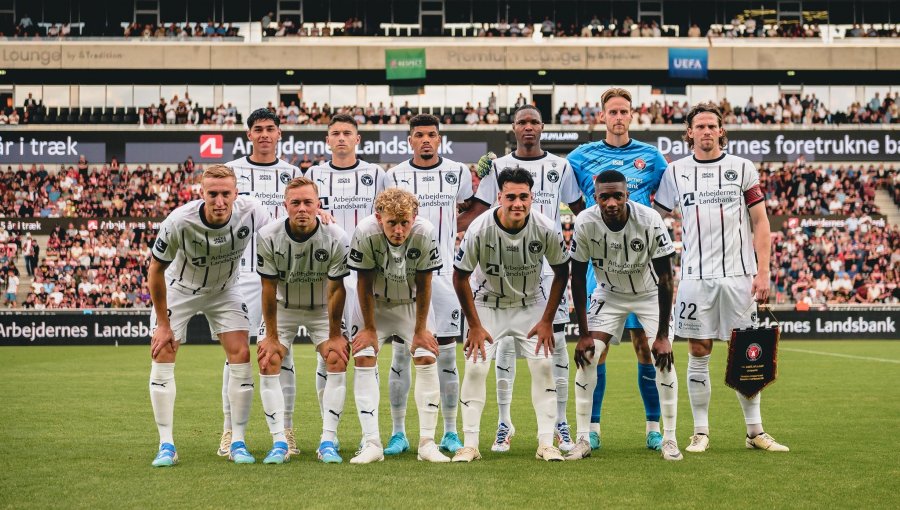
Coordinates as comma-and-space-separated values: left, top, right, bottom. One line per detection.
349, 188, 448, 463
256, 177, 351, 464
568, 170, 682, 461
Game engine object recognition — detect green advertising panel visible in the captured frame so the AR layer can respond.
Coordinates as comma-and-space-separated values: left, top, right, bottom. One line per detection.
385, 48, 426, 80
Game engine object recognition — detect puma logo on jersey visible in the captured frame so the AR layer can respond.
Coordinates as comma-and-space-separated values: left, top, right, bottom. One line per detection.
190, 239, 203, 248
400, 178, 412, 185
275, 250, 286, 260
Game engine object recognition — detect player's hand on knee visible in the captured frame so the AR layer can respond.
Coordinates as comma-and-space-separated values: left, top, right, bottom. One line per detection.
257, 335, 284, 370
412, 329, 439, 357
464, 325, 492, 362
151, 325, 177, 359
352, 328, 379, 356
323, 336, 350, 366
528, 319, 555, 358
574, 334, 596, 369
650, 335, 674, 372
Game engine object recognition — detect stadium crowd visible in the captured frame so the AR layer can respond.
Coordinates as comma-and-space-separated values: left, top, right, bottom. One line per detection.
0, 152, 896, 307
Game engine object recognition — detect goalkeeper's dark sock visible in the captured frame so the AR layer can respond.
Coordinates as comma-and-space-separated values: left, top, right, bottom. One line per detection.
637, 362, 661, 426
590, 362, 607, 429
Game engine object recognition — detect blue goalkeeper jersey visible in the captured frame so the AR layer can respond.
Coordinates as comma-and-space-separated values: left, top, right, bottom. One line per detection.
567, 139, 668, 207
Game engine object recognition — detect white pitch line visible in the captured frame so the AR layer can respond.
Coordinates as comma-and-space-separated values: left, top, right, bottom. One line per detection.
780, 347, 900, 364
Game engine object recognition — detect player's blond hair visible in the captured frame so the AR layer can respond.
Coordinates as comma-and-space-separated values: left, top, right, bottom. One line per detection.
683, 101, 728, 149
601, 88, 632, 109
284, 176, 319, 195
201, 164, 236, 183
375, 188, 418, 219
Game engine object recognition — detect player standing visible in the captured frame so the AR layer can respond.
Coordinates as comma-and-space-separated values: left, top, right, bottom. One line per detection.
218, 108, 305, 458
452, 167, 570, 462
255, 177, 351, 464
653, 102, 789, 453
458, 104, 584, 454
348, 188, 449, 463
567, 170, 681, 461
382, 114, 474, 455
566, 88, 670, 451
148, 165, 270, 466
305, 114, 386, 425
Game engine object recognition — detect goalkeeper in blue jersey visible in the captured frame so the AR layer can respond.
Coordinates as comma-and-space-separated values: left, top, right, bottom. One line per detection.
566, 87, 670, 453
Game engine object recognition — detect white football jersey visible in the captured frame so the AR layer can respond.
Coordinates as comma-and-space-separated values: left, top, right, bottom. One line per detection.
348, 215, 442, 304
654, 153, 764, 280
570, 201, 675, 295
152, 196, 271, 294
475, 151, 582, 231
226, 156, 304, 274
256, 218, 350, 309
383, 157, 474, 276
454, 207, 569, 309
304, 160, 386, 235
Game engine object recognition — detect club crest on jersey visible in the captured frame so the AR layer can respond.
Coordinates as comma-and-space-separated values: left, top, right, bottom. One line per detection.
630, 238, 645, 252
360, 174, 374, 186
746, 343, 762, 362
315, 249, 329, 262
256, 254, 264, 267
634, 158, 646, 170
241, 303, 249, 313
547, 170, 560, 183
451, 309, 460, 320
406, 248, 421, 259
280, 172, 292, 184
444, 172, 458, 185
724, 169, 738, 181
155, 238, 168, 252
528, 240, 543, 254
237, 226, 250, 239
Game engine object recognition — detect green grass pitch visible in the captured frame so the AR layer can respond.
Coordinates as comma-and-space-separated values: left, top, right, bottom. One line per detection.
1, 340, 898, 509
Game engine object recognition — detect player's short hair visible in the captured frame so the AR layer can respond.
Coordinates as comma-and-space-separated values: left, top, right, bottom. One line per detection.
329, 113, 357, 128
594, 170, 627, 186
683, 101, 728, 149
246, 108, 280, 128
409, 114, 440, 133
375, 188, 418, 218
284, 176, 319, 196
201, 164, 236, 183
512, 104, 542, 122
497, 166, 534, 191
601, 88, 632, 109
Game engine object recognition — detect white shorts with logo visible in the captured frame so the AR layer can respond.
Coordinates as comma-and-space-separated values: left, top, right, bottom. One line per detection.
354, 301, 437, 359
151, 285, 250, 343
468, 301, 550, 363
271, 306, 337, 348
432, 273, 463, 337
674, 275, 755, 340
540, 272, 571, 325
588, 290, 663, 342
238, 272, 264, 336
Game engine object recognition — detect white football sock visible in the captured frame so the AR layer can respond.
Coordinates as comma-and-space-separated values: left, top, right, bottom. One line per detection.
389, 341, 411, 435
354, 366, 380, 443
315, 352, 327, 419
655, 364, 678, 442
736, 390, 764, 437
437, 343, 459, 434
495, 338, 516, 426
552, 331, 570, 425
527, 357, 557, 447
574, 340, 604, 442
150, 362, 176, 445
687, 354, 711, 435
259, 374, 286, 444
227, 362, 254, 444
460, 359, 490, 449
280, 344, 296, 429
221, 360, 231, 430
321, 372, 347, 443
414, 363, 440, 442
